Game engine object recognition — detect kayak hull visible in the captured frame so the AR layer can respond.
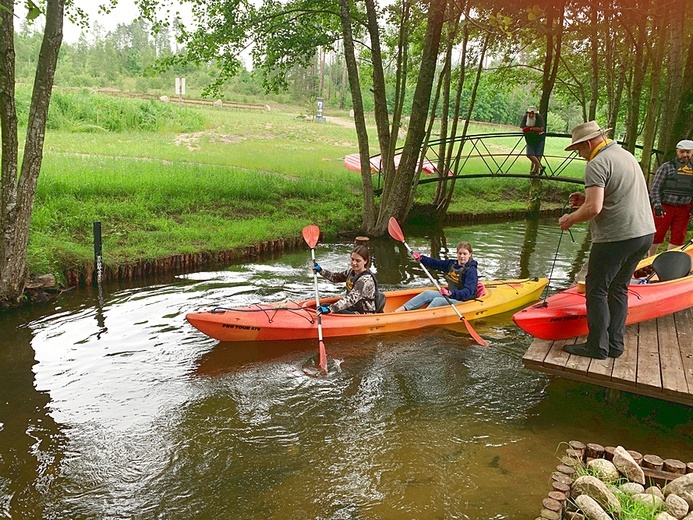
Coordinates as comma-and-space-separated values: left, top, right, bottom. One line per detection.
187, 278, 548, 342
512, 248, 693, 340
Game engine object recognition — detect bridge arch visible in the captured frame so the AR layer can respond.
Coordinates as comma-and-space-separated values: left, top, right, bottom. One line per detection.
344, 132, 663, 195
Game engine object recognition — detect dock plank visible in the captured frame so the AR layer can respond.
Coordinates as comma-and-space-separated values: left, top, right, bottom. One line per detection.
658, 313, 688, 396
636, 319, 662, 391
522, 310, 693, 406
675, 308, 693, 393
523, 338, 554, 364
611, 324, 638, 386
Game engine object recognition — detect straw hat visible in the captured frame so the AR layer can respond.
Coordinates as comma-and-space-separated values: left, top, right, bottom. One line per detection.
565, 121, 612, 151
676, 139, 693, 150
526, 106, 538, 113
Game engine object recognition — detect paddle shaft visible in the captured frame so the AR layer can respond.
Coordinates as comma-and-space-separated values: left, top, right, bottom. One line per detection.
387, 216, 488, 346
400, 238, 466, 320
309, 242, 327, 373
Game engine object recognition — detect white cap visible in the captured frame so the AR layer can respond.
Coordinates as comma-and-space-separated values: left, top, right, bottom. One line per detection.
676, 139, 693, 150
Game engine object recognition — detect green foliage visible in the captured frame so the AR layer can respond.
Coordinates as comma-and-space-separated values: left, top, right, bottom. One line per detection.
15, 85, 205, 133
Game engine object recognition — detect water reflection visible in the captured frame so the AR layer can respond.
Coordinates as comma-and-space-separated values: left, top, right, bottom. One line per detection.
0, 220, 691, 519
0, 310, 65, 518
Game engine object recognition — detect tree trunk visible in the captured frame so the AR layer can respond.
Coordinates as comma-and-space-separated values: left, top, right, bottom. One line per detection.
532, 1, 565, 218
639, 11, 664, 176
338, 0, 376, 231
657, 0, 686, 157
668, 28, 693, 148
588, 3, 599, 120
375, 0, 447, 234
623, 0, 649, 154
1, 0, 65, 306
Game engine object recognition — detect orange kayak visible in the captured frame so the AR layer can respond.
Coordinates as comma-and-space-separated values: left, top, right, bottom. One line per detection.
187, 278, 548, 342
512, 247, 693, 340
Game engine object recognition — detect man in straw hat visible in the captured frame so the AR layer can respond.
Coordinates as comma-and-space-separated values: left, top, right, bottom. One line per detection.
647, 139, 693, 256
558, 121, 655, 360
520, 106, 546, 174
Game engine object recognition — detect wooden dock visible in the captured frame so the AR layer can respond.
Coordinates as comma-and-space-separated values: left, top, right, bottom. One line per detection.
522, 308, 693, 406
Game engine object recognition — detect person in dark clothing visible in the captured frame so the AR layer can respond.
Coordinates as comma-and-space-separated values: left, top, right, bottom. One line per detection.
394, 242, 478, 311
520, 106, 546, 174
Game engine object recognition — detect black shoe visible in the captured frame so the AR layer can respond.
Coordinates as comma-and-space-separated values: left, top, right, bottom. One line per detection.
608, 348, 624, 358
540, 166, 546, 174
563, 343, 607, 360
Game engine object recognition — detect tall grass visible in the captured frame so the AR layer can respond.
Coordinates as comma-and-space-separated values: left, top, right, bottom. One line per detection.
26, 94, 575, 278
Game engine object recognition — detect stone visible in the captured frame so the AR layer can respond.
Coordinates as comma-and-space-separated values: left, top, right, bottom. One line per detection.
540, 508, 560, 520
574, 495, 611, 520
565, 512, 585, 520
666, 493, 690, 519
633, 493, 665, 508
586, 443, 605, 459
664, 473, 693, 508
159, 95, 169, 102
213, 99, 223, 107
613, 445, 646, 485
665, 459, 688, 475
643, 454, 665, 469
646, 486, 666, 500
587, 458, 620, 483
572, 475, 621, 512
658, 513, 680, 520
620, 482, 645, 495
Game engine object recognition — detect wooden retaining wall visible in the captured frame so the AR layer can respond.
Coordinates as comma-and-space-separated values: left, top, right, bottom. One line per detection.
535, 440, 693, 519
64, 236, 305, 287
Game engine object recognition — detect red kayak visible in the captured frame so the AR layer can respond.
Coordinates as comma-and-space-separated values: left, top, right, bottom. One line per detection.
512, 248, 693, 340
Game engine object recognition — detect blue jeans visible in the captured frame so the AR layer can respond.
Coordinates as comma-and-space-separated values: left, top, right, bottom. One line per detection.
403, 289, 459, 310
585, 234, 654, 355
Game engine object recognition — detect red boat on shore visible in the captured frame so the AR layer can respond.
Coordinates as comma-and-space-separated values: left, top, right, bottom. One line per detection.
512, 247, 693, 341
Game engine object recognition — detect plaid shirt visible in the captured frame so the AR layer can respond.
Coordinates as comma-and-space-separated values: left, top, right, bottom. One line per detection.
649, 159, 693, 206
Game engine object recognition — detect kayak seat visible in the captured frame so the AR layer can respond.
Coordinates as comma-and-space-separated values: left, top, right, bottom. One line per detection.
652, 251, 692, 282
375, 291, 387, 313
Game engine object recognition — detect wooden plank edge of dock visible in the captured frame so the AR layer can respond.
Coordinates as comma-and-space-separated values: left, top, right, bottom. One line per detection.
522, 358, 693, 407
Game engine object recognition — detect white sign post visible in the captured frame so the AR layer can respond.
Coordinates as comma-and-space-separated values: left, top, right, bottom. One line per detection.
175, 77, 186, 107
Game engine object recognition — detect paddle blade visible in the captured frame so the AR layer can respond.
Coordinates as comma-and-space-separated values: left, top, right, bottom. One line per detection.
387, 217, 405, 242
302, 225, 320, 249
319, 340, 327, 374
462, 318, 489, 347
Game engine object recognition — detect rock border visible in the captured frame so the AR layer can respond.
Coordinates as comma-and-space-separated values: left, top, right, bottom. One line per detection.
534, 441, 693, 519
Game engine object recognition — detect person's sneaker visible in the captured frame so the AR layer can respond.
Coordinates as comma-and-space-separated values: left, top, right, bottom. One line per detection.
608, 348, 624, 358
563, 343, 607, 360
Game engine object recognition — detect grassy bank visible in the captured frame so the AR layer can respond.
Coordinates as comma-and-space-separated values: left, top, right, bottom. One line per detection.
28, 91, 576, 282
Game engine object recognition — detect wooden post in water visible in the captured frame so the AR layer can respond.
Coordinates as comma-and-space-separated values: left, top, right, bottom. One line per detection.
93, 221, 103, 285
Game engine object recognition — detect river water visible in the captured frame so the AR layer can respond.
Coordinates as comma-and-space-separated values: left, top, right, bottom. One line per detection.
1, 220, 691, 519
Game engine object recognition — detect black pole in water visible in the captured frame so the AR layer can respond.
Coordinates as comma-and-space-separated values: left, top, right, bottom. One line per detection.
93, 221, 103, 285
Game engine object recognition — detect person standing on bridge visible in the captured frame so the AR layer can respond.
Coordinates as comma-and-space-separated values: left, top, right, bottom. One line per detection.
558, 121, 655, 360
647, 139, 693, 257
520, 106, 546, 174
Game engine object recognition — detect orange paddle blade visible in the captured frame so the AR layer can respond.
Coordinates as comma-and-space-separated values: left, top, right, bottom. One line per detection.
302, 225, 320, 249
387, 217, 405, 242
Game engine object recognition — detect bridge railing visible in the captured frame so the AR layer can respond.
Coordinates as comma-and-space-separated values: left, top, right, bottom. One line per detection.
371, 132, 663, 193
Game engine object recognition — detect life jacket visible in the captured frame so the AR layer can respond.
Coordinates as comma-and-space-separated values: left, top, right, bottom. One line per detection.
345, 270, 386, 313
443, 264, 471, 291
662, 161, 693, 198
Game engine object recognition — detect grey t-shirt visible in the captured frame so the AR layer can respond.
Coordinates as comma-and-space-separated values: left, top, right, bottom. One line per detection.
584, 142, 655, 243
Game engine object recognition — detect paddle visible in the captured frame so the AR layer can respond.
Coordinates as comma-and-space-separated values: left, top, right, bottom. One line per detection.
302, 225, 328, 374
387, 217, 489, 347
